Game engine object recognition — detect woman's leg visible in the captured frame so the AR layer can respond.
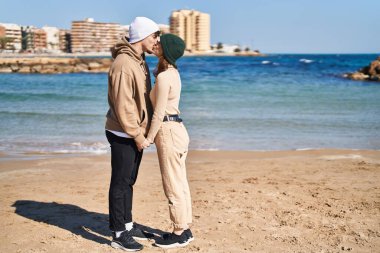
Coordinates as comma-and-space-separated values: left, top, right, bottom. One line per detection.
180, 151, 192, 226
156, 123, 190, 231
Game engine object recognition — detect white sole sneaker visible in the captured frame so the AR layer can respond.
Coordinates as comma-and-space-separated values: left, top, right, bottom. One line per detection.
155, 240, 189, 249
132, 236, 149, 241
111, 241, 142, 252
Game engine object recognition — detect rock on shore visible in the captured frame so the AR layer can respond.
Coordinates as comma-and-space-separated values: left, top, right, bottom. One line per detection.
0, 58, 112, 74
344, 56, 380, 82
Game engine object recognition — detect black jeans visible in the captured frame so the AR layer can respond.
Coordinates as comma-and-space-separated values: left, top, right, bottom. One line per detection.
106, 131, 143, 231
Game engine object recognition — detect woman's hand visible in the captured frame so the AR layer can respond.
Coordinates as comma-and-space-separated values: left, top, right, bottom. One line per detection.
137, 138, 151, 151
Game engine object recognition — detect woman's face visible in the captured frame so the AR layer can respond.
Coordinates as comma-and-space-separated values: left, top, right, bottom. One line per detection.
153, 39, 163, 57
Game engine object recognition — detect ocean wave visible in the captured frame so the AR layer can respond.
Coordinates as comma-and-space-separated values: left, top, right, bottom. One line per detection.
57, 142, 109, 154
299, 59, 314, 64
192, 148, 220, 151
39, 142, 109, 155
1, 141, 110, 157
0, 92, 93, 101
0, 111, 102, 117
261, 61, 280, 66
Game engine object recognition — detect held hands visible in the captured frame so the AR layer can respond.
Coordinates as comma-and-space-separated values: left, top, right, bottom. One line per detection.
137, 138, 151, 152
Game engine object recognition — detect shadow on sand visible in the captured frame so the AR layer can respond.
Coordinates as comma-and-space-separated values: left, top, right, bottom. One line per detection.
12, 200, 167, 245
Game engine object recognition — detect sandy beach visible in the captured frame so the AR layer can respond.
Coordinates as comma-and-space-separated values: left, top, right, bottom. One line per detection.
0, 149, 379, 253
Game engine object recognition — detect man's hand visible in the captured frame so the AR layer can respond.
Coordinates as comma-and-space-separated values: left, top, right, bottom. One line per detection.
137, 139, 150, 152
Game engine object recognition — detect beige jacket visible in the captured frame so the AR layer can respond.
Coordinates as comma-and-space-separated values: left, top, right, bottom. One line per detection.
105, 36, 153, 145
147, 67, 181, 142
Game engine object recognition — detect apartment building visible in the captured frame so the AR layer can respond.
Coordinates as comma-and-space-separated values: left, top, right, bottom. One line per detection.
42, 26, 60, 51
33, 29, 47, 50
159, 24, 170, 35
121, 25, 129, 38
21, 26, 47, 51
59, 29, 71, 53
71, 18, 123, 53
170, 10, 210, 52
0, 23, 22, 51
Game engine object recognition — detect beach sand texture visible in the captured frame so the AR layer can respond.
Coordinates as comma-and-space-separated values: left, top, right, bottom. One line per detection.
0, 150, 379, 252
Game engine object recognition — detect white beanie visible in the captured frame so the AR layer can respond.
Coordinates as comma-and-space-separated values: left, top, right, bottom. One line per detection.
129, 17, 159, 44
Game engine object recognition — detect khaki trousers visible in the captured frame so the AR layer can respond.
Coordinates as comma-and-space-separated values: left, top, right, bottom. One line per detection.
155, 121, 192, 229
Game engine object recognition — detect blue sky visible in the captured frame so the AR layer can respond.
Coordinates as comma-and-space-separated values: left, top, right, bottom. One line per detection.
0, 0, 379, 53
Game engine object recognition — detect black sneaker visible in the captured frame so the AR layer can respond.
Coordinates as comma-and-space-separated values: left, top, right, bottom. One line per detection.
163, 229, 194, 243
129, 224, 154, 241
155, 232, 188, 249
185, 229, 194, 242
111, 231, 143, 252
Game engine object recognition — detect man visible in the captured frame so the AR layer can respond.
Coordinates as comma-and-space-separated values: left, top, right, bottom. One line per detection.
105, 17, 159, 251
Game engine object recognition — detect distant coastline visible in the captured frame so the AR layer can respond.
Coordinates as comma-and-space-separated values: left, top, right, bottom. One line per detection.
0, 50, 266, 58
0, 57, 111, 74
0, 51, 266, 73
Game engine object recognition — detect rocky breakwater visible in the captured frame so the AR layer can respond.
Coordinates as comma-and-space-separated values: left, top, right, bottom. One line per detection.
344, 56, 380, 82
0, 57, 112, 74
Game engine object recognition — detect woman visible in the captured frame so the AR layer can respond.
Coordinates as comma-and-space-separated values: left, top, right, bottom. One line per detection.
145, 34, 193, 249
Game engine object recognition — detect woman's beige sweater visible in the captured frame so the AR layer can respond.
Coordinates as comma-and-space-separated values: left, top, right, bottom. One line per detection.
147, 67, 181, 142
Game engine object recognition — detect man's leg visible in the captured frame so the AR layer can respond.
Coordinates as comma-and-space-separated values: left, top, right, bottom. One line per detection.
124, 145, 143, 223
107, 131, 139, 231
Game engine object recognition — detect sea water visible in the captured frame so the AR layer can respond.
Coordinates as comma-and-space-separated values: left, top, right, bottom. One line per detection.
0, 54, 379, 157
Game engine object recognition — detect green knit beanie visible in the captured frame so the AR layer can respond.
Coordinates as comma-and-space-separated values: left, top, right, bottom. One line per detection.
160, 34, 185, 67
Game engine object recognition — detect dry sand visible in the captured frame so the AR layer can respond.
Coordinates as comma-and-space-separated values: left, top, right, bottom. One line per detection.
0, 149, 379, 253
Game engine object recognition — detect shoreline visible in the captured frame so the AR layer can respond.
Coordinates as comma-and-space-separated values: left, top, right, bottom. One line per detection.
0, 51, 267, 59
0, 52, 265, 73
1, 149, 379, 252
1, 147, 379, 162
0, 52, 378, 58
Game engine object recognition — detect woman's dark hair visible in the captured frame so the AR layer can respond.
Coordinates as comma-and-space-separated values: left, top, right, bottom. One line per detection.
155, 55, 175, 76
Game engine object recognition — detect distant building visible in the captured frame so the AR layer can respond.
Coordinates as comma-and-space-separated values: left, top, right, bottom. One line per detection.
33, 29, 47, 50
21, 26, 47, 52
71, 18, 123, 53
42, 26, 60, 51
21, 26, 34, 50
59, 29, 71, 53
212, 43, 240, 53
121, 25, 129, 39
159, 24, 170, 35
170, 10, 210, 52
0, 23, 22, 51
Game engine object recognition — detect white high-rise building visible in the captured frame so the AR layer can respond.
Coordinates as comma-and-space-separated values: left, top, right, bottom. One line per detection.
159, 24, 170, 35
42, 26, 60, 51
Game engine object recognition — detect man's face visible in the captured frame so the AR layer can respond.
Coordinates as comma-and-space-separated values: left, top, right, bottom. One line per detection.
142, 31, 160, 54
